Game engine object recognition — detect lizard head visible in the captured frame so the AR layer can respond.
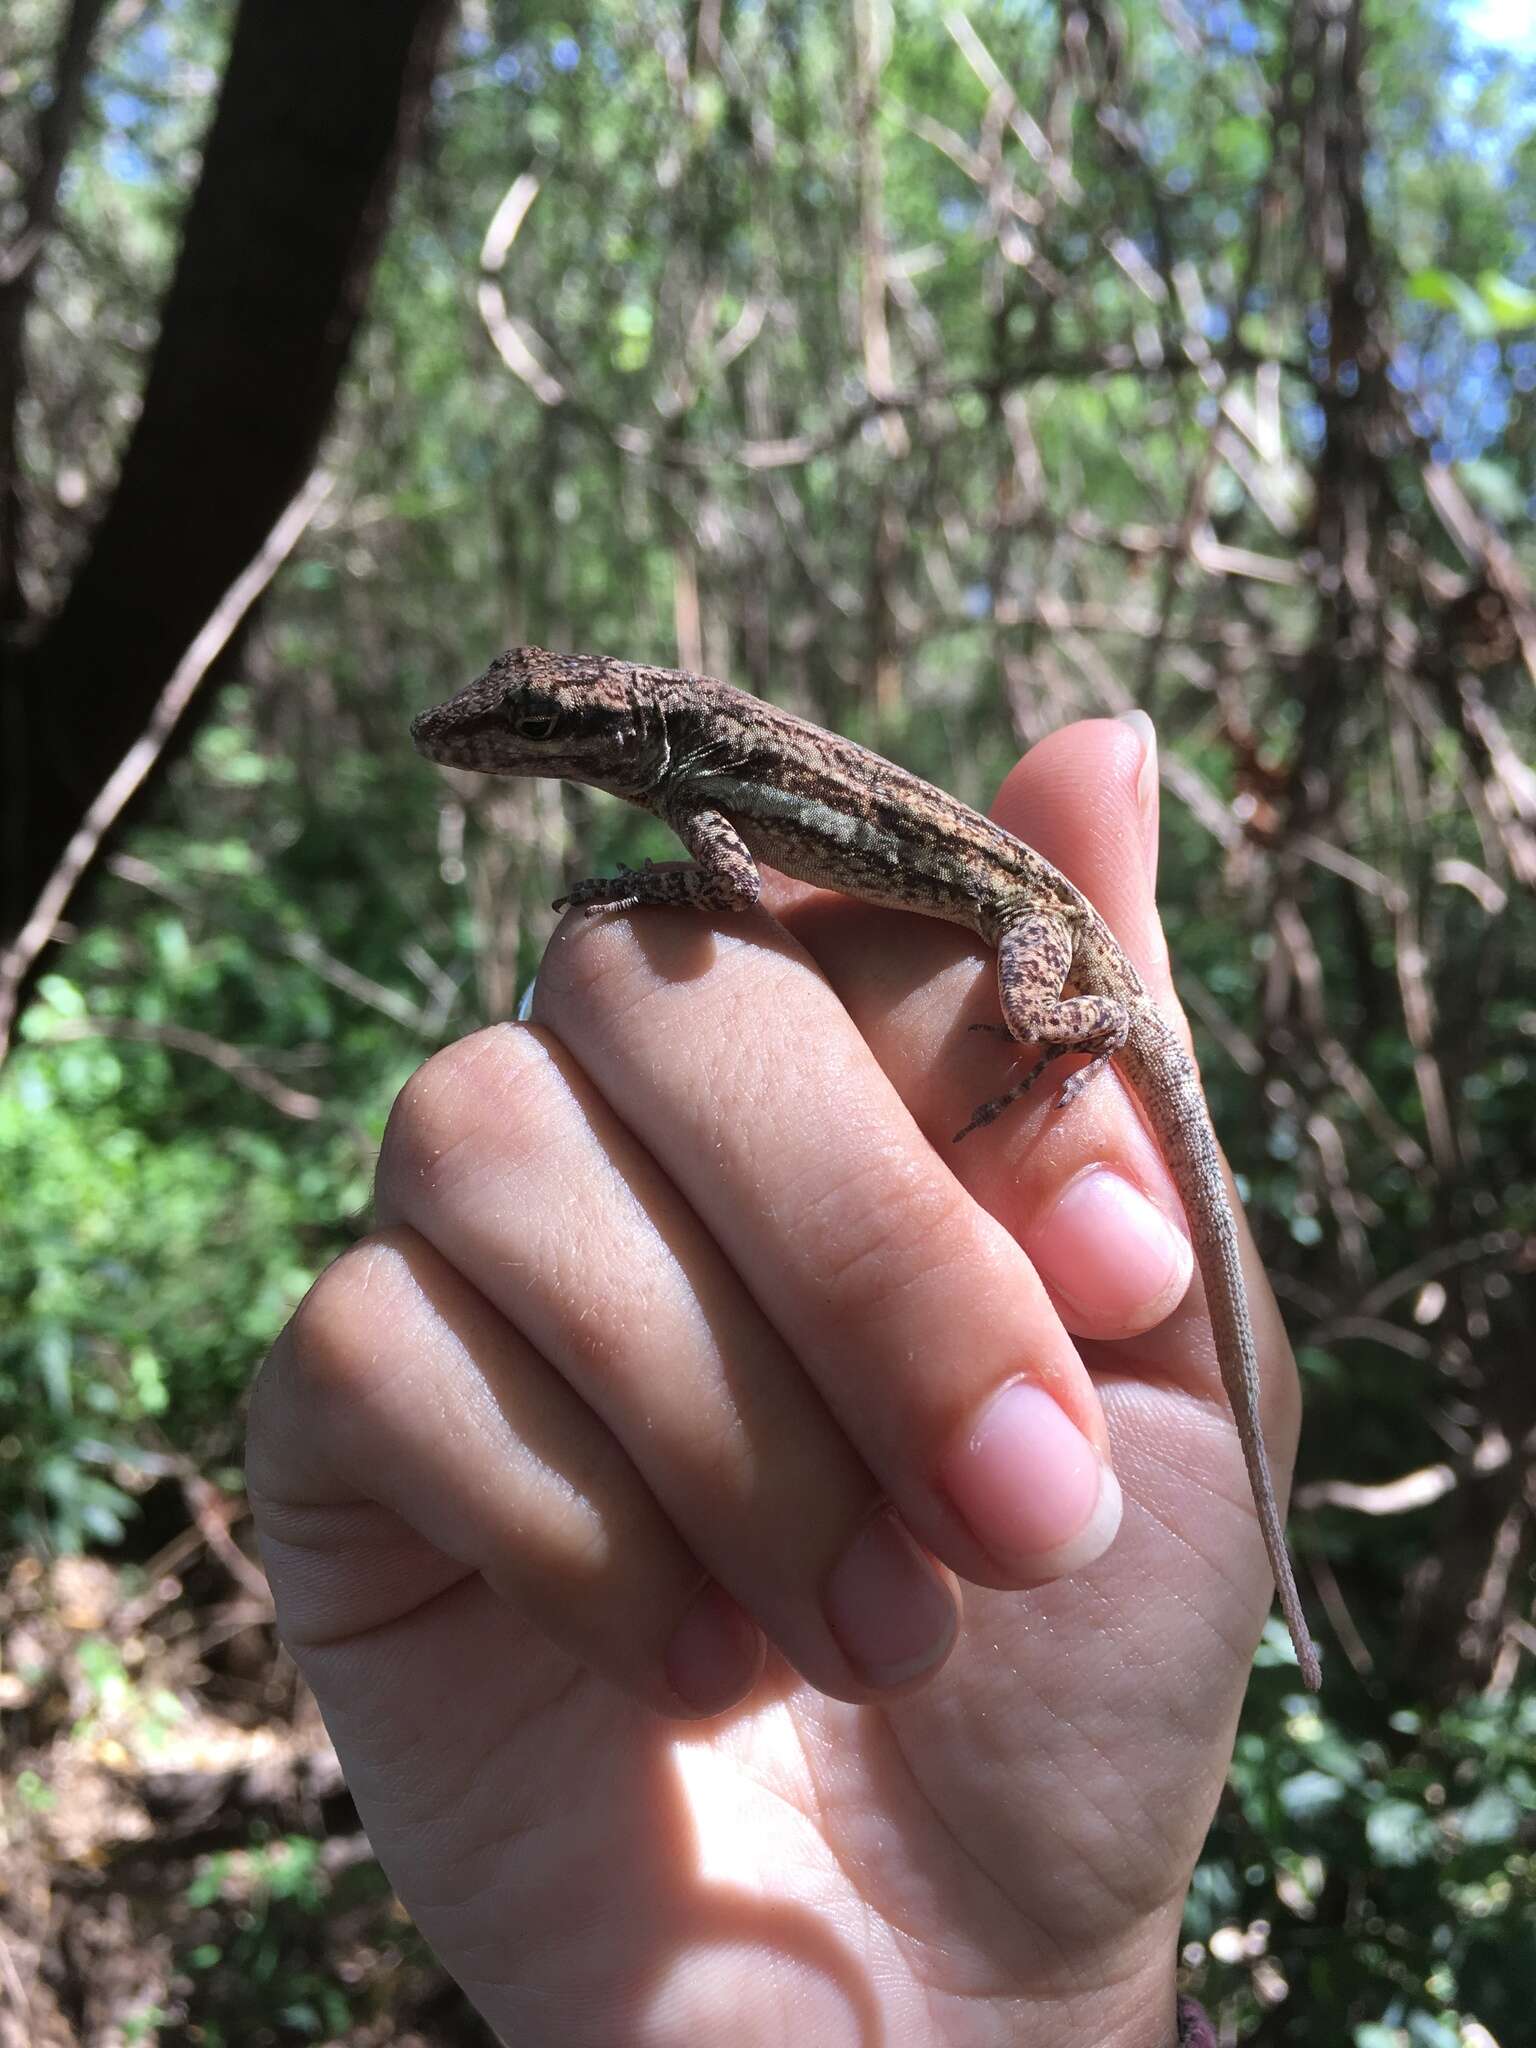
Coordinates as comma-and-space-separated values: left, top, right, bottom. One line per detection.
411, 648, 656, 793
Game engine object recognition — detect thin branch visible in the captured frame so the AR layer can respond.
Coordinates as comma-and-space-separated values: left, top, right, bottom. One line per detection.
107, 851, 434, 1033
1355, 1229, 1525, 1319
1306, 1542, 1375, 1678
1272, 899, 1427, 1171
0, 467, 335, 1055
1295, 1465, 1458, 1515
476, 171, 568, 405
31, 1015, 324, 1120
944, 9, 1078, 195
852, 0, 908, 459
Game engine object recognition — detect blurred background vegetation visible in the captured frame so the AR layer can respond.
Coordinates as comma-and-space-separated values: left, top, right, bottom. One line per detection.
1, 0, 1534, 2040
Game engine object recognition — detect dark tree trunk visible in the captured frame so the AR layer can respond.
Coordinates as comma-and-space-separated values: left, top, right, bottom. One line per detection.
2, 0, 455, 947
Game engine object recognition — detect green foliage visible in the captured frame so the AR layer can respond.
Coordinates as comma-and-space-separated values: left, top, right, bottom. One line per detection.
0, 713, 416, 1548
4, 0, 1536, 2038
1408, 268, 1536, 337
0, 0, 234, 569
174, 1832, 390, 2043
0, 979, 382, 1548
1191, 1685, 1536, 2038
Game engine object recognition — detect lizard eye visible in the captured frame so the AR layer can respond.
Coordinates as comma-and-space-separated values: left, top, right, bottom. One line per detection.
513, 709, 560, 742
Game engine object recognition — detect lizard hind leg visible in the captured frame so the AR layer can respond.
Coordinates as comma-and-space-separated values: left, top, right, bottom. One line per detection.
953, 911, 1129, 1142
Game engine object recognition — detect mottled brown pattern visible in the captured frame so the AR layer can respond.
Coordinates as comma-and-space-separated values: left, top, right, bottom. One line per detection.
412, 647, 1321, 1691
956, 912, 1133, 1137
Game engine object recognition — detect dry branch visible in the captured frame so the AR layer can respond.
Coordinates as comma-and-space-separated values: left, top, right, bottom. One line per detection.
0, 470, 334, 1056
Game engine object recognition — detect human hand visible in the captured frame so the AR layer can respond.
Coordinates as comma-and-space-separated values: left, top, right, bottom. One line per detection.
247, 713, 1299, 2047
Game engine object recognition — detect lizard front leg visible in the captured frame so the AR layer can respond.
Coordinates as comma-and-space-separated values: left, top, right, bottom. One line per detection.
955, 911, 1130, 1141
554, 804, 762, 916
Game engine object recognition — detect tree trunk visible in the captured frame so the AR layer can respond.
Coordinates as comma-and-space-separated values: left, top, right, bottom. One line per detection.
2, 0, 454, 953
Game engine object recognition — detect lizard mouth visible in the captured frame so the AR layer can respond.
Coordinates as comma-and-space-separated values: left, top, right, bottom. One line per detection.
410, 700, 472, 762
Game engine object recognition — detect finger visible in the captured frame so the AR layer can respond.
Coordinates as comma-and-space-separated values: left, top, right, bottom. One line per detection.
374, 1025, 961, 1702
765, 716, 1299, 1671
773, 717, 1195, 1343
532, 905, 1123, 1599
986, 719, 1296, 1445
249, 1225, 767, 1718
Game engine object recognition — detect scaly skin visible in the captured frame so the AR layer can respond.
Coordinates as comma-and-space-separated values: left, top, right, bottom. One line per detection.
412, 647, 1320, 1690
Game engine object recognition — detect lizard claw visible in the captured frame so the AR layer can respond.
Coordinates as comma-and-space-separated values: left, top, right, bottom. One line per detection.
554, 866, 646, 917
953, 1047, 1065, 1142
952, 1098, 1006, 1143
1055, 1053, 1112, 1109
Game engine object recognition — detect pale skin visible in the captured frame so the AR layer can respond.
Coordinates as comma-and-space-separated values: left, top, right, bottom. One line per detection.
247, 716, 1301, 2048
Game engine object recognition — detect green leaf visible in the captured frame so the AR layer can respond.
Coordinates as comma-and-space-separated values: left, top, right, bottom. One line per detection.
76, 1635, 128, 1704
1477, 270, 1536, 330
1457, 458, 1525, 522
692, 75, 725, 134
35, 974, 87, 1019
1213, 115, 1268, 180
129, 1346, 170, 1415
1406, 268, 1495, 335
611, 300, 652, 372
16, 1770, 56, 1813
153, 917, 192, 973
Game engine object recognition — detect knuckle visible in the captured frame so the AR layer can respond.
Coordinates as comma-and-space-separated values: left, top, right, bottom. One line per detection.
534, 914, 643, 1020
384, 1025, 507, 1150
279, 1235, 418, 1411
248, 1236, 427, 1499
379, 1024, 550, 1196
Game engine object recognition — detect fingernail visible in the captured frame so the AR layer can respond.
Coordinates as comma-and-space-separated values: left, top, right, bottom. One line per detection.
1117, 709, 1160, 882
1029, 1170, 1192, 1326
665, 1582, 762, 1714
941, 1381, 1122, 1577
824, 1507, 958, 1688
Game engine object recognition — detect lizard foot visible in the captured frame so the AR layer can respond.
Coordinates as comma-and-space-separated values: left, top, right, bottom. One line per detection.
953, 1049, 1059, 1142
553, 862, 656, 916
1054, 1051, 1113, 1110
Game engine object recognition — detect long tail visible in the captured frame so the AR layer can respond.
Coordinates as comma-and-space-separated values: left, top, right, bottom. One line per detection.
1120, 1007, 1322, 1691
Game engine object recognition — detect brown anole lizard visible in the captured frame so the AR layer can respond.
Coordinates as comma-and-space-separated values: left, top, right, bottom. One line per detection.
412, 646, 1321, 1690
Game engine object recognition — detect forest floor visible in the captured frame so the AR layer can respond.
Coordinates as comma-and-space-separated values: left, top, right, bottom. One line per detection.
0, 1473, 491, 2047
